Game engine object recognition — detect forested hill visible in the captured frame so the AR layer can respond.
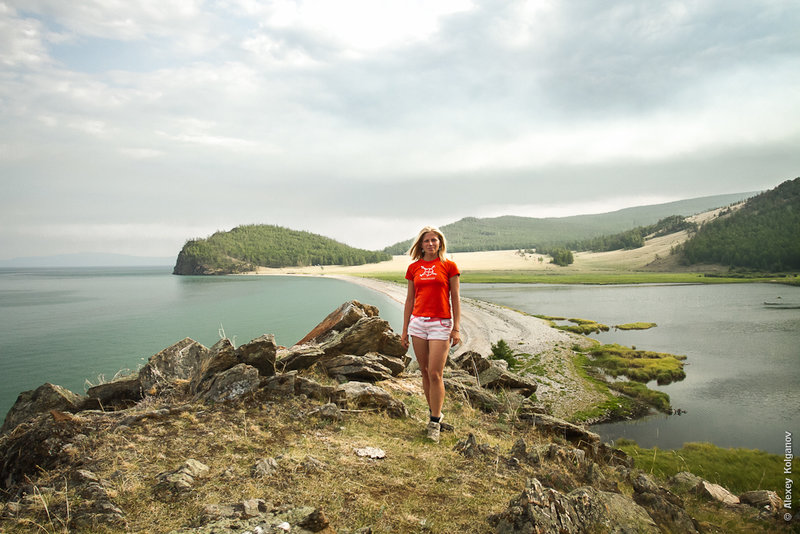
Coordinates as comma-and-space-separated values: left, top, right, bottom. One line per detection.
679, 177, 800, 271
173, 225, 391, 275
384, 192, 755, 254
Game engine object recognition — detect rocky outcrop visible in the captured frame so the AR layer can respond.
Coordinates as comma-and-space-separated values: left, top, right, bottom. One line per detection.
0, 383, 87, 434
489, 477, 660, 534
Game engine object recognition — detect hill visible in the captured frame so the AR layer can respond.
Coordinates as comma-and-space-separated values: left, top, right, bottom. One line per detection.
678, 178, 800, 271
173, 224, 391, 275
383, 192, 756, 254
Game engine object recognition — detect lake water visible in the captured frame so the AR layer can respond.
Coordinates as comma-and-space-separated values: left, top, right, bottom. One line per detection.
461, 282, 800, 454
0, 267, 404, 420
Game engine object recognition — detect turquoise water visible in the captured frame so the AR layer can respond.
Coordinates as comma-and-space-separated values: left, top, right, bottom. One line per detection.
0, 267, 404, 418
461, 282, 800, 454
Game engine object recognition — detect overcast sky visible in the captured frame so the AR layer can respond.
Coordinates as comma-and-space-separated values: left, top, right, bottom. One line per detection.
1, 0, 799, 259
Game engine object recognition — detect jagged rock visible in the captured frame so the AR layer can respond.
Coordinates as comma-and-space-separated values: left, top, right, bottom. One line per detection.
521, 412, 600, 445
1, 383, 87, 434
668, 471, 703, 493
71, 469, 127, 527
490, 477, 660, 534
508, 438, 541, 465
296, 300, 380, 346
443, 377, 503, 412
190, 338, 239, 394
295, 376, 337, 401
195, 363, 261, 403
569, 485, 660, 533
86, 374, 141, 409
632, 472, 699, 533
155, 459, 210, 495
262, 372, 298, 398
236, 334, 277, 377
450, 350, 493, 374
332, 381, 408, 418
477, 364, 538, 395
453, 433, 498, 458
139, 337, 210, 395
739, 489, 782, 514
319, 316, 407, 359
276, 344, 327, 373
322, 353, 400, 382
696, 480, 740, 505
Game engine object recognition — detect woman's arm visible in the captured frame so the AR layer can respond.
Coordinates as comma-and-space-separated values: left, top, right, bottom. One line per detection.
449, 275, 461, 346
401, 280, 415, 349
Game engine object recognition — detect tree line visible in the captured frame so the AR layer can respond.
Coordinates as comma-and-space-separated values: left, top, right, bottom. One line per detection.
174, 225, 391, 274
678, 178, 800, 271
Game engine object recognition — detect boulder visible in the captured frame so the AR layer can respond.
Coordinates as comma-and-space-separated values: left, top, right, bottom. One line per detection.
235, 334, 277, 377
195, 364, 261, 403
295, 300, 379, 346
521, 412, 600, 445
85, 374, 141, 409
139, 337, 210, 394
333, 381, 408, 418
276, 344, 326, 373
190, 338, 239, 394
696, 480, 740, 505
322, 353, 404, 382
632, 472, 699, 533
1, 383, 86, 434
668, 471, 703, 493
319, 316, 407, 358
739, 490, 782, 514
477, 364, 538, 395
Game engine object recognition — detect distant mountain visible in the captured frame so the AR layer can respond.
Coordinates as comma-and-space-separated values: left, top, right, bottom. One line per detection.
679, 178, 800, 271
0, 253, 173, 268
384, 192, 757, 254
173, 224, 392, 275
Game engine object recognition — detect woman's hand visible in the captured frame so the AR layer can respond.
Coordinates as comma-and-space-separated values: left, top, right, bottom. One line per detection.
449, 328, 461, 347
400, 332, 409, 349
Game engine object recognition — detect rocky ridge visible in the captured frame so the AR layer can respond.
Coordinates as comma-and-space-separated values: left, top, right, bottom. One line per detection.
0, 301, 789, 533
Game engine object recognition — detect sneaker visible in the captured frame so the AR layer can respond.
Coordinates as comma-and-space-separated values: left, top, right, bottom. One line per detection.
426, 421, 441, 443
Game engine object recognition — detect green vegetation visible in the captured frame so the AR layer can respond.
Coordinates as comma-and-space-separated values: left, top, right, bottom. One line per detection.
383, 192, 754, 254
607, 381, 670, 412
679, 177, 800, 271
614, 322, 657, 330
557, 318, 610, 335
490, 339, 519, 368
570, 353, 643, 422
616, 440, 798, 510
539, 246, 574, 266
173, 224, 391, 274
588, 343, 687, 385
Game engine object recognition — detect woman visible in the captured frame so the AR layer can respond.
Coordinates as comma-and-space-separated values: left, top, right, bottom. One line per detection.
401, 226, 461, 443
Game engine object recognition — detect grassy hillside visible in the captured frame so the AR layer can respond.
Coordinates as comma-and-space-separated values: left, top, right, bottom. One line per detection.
173, 225, 391, 275
384, 192, 755, 254
679, 178, 800, 271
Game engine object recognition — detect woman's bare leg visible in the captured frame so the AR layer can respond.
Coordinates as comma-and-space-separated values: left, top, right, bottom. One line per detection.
412, 337, 450, 418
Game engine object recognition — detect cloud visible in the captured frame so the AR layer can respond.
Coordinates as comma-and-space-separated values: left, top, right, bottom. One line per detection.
0, 0, 798, 259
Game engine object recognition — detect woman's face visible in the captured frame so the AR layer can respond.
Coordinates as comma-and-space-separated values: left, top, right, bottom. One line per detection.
421, 232, 440, 257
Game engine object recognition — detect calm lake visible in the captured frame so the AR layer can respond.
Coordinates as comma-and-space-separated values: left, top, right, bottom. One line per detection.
461, 282, 800, 454
1, 268, 797, 454
0, 267, 404, 421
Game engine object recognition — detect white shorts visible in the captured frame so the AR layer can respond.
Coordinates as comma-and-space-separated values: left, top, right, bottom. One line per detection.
408, 315, 453, 341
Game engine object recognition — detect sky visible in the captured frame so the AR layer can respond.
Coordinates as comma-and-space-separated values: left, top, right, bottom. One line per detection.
1, 0, 799, 260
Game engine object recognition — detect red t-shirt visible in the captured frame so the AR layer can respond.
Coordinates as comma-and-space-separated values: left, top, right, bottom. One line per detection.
405, 258, 460, 318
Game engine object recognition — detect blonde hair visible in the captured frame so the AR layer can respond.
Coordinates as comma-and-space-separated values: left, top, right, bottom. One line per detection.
407, 226, 448, 261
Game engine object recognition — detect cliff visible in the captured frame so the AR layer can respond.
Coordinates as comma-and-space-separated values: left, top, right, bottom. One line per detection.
0, 302, 791, 533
